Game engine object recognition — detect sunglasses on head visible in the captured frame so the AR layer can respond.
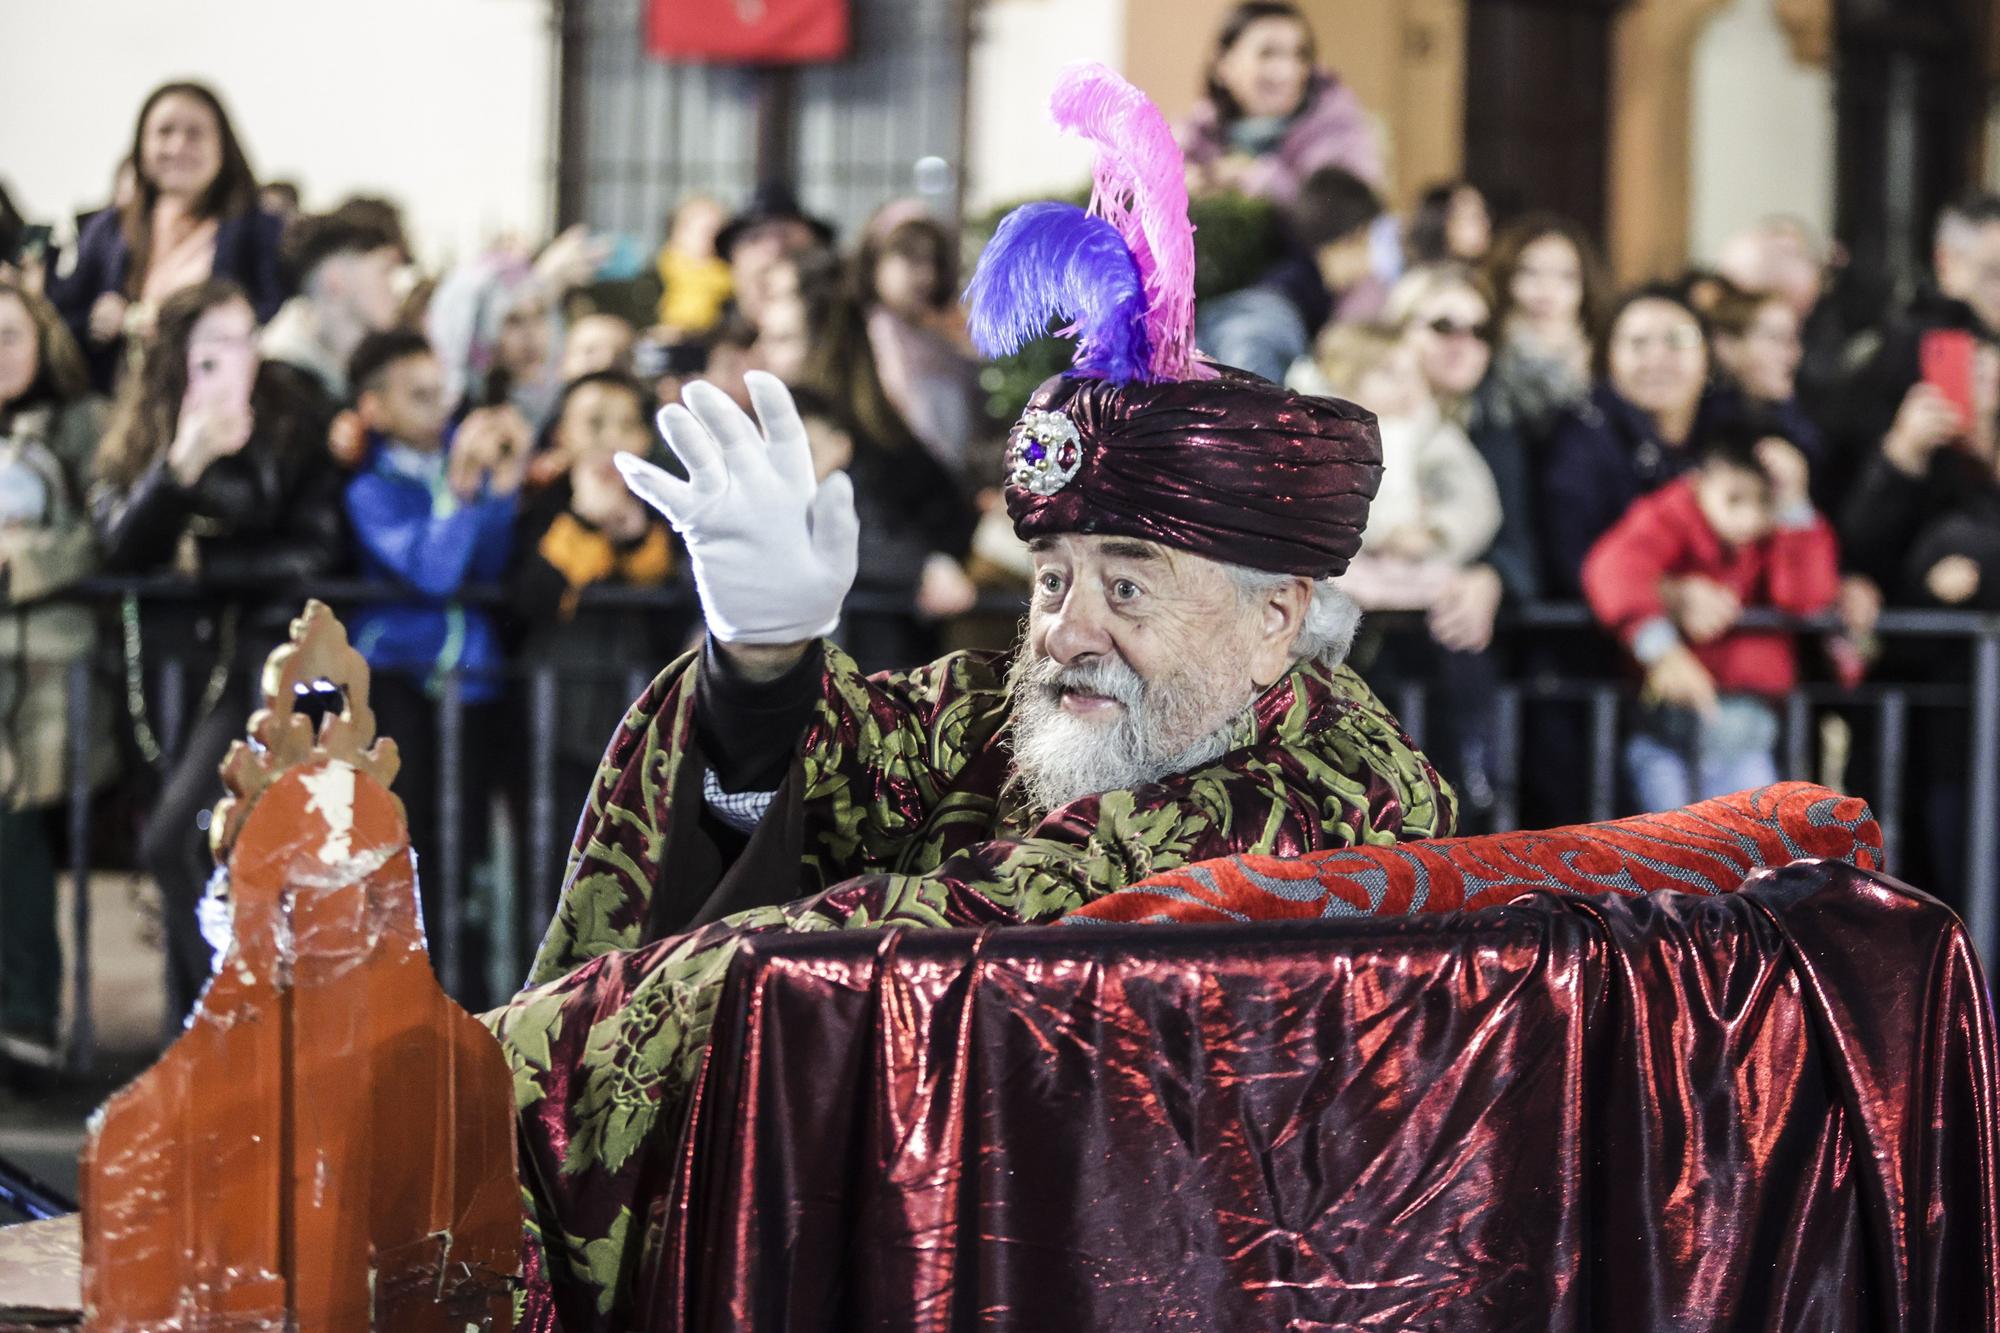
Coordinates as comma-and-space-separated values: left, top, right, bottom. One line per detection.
1425, 317, 1493, 341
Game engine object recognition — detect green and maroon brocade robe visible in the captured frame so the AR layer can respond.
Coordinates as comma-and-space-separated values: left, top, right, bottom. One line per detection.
484, 641, 1454, 1326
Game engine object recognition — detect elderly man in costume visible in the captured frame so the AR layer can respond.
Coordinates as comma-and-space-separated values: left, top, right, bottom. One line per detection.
489, 65, 1452, 1327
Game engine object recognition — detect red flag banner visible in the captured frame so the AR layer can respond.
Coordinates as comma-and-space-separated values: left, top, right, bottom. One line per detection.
646, 0, 849, 63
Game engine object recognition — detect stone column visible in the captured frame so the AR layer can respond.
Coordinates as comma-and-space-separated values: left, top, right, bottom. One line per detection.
1606, 0, 1734, 281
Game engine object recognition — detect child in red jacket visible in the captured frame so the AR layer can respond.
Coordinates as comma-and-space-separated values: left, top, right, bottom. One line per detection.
1582, 421, 1838, 811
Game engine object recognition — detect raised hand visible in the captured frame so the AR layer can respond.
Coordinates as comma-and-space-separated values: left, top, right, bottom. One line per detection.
1665, 574, 1742, 644
167, 398, 254, 487
1645, 644, 1719, 719
1754, 436, 1811, 512
1884, 382, 1964, 475
616, 370, 858, 645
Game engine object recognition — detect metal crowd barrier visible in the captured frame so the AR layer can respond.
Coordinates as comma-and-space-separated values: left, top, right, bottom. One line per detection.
6, 578, 1997, 1072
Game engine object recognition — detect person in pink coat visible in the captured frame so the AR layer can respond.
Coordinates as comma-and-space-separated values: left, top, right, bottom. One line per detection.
1178, 1, 1385, 205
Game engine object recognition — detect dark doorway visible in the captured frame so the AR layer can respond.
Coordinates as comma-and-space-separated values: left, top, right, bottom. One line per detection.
1834, 0, 1994, 292
1462, 0, 1625, 243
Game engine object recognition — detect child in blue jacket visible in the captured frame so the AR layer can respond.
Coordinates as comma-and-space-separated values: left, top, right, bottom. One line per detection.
344, 329, 528, 1001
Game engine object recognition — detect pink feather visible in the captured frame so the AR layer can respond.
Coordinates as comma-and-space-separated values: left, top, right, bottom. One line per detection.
1049, 61, 1215, 382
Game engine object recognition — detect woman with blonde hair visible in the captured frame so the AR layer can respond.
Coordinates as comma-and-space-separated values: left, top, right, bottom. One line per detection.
1310, 303, 1511, 828
1382, 262, 1538, 624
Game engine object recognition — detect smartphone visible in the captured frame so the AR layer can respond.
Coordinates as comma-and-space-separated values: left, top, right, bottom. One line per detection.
633, 335, 709, 381
1921, 328, 1977, 427
185, 341, 257, 417
14, 224, 51, 266
478, 367, 514, 411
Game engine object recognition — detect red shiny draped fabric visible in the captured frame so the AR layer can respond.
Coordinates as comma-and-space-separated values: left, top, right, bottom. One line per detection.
655, 861, 1999, 1331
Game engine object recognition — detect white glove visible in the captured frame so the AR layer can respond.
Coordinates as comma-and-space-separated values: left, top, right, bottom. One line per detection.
615, 370, 859, 645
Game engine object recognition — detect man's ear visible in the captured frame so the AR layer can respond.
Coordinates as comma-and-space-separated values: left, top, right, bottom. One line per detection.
1247, 576, 1312, 689
353, 386, 381, 431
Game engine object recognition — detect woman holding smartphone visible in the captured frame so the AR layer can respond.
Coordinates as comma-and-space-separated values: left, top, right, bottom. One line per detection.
92, 277, 345, 1019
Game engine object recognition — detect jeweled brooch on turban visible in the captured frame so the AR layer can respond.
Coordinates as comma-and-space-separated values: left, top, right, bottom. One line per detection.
1007, 410, 1083, 495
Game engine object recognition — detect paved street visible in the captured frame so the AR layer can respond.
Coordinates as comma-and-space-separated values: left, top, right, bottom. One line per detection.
1, 873, 169, 1209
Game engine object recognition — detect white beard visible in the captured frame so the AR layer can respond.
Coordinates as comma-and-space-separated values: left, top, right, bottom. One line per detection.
1006, 649, 1251, 814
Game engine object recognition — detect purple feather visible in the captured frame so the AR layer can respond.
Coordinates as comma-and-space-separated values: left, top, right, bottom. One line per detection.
964, 201, 1152, 383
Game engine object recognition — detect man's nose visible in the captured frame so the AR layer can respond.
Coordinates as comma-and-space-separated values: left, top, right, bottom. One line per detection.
1042, 586, 1113, 665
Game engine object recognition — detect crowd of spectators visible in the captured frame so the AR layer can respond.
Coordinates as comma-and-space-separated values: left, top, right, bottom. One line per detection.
3, 0, 1999, 1055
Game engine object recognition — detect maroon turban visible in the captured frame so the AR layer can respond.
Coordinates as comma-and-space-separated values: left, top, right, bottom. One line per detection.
1003, 365, 1383, 578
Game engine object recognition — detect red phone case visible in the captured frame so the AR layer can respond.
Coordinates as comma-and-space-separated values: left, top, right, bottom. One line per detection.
1920, 329, 1977, 425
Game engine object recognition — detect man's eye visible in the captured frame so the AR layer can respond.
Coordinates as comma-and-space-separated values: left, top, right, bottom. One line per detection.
1037, 571, 1065, 595
1112, 579, 1141, 601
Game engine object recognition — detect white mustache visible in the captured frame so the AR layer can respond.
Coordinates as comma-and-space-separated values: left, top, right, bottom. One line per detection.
1020, 654, 1145, 709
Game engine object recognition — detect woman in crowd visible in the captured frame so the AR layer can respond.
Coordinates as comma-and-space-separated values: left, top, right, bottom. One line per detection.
717, 184, 837, 331
1312, 312, 1506, 827
91, 278, 346, 1020
1483, 215, 1606, 447
1385, 262, 1536, 828
427, 227, 606, 433
426, 253, 563, 432
0, 281, 115, 1071
857, 206, 980, 480
1387, 263, 1538, 650
49, 82, 285, 394
750, 248, 977, 671
1540, 285, 1715, 595
1406, 181, 1492, 267
1521, 284, 1710, 825
1178, 1, 1383, 203
1707, 280, 1824, 474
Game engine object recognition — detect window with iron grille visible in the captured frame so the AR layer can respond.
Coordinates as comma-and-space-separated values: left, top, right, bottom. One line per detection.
554, 0, 970, 245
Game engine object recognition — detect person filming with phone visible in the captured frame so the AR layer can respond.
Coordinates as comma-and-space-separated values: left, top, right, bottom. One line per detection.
1835, 310, 2000, 915
1819, 193, 2000, 517
90, 277, 347, 1019
1839, 329, 2000, 599
341, 329, 529, 1006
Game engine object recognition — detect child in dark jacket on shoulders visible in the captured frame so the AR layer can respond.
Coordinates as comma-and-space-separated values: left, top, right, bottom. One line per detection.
1583, 420, 1838, 811
344, 329, 528, 1001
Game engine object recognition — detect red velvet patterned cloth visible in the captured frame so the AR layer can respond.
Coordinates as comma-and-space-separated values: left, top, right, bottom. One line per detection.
1065, 782, 1880, 926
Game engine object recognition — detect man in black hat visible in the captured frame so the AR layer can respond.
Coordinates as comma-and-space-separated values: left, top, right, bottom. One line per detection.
717, 181, 836, 325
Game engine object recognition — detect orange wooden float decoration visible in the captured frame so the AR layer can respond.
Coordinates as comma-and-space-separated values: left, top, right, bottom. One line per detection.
76, 599, 521, 1330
